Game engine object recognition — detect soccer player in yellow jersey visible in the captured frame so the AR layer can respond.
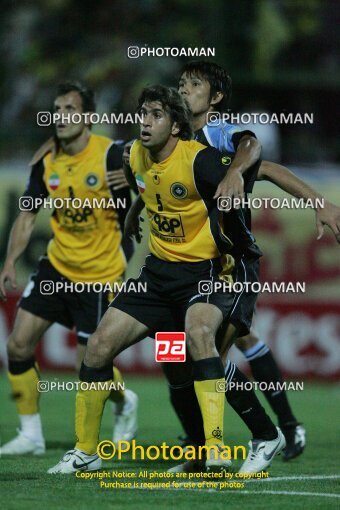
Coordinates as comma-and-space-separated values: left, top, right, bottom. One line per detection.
0, 82, 138, 456
48, 84, 271, 474
125, 62, 340, 471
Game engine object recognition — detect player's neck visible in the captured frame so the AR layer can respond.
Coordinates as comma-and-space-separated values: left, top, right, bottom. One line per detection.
149, 137, 179, 163
192, 111, 207, 132
193, 109, 215, 132
59, 129, 91, 156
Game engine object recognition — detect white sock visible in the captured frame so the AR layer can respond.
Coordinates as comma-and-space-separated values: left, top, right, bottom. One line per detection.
111, 398, 125, 415
19, 414, 44, 444
111, 389, 132, 415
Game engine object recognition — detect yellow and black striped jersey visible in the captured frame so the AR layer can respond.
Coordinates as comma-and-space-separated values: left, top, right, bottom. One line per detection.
22, 134, 132, 283
130, 139, 258, 262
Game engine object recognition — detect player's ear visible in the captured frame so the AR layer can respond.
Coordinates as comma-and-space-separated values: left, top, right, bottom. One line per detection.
171, 122, 180, 136
210, 91, 224, 107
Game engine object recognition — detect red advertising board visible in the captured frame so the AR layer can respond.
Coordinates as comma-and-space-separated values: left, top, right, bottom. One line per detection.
0, 295, 339, 380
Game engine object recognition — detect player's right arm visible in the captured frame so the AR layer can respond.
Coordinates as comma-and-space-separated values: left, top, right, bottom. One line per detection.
122, 140, 146, 242
0, 212, 37, 300
122, 142, 138, 194
194, 146, 259, 199
0, 159, 49, 300
214, 132, 261, 200
124, 195, 145, 243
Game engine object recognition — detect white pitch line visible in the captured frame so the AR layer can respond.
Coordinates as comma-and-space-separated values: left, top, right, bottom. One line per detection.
134, 487, 340, 498
241, 490, 340, 498
246, 475, 340, 483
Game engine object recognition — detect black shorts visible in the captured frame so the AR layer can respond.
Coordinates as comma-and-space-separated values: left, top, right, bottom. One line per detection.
110, 254, 236, 334
228, 257, 260, 337
19, 257, 112, 344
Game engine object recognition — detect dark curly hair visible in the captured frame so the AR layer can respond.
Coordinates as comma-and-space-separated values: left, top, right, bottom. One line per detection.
180, 61, 232, 112
137, 85, 193, 140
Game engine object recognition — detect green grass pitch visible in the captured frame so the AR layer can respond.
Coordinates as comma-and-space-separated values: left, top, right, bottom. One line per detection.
0, 373, 339, 510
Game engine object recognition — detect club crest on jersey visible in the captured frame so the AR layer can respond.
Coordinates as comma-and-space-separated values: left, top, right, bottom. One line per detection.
221, 156, 231, 166
85, 173, 99, 187
212, 427, 222, 440
136, 174, 146, 193
170, 182, 188, 200
48, 173, 60, 190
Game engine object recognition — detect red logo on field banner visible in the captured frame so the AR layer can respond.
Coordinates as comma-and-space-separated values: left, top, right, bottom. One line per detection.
155, 332, 186, 362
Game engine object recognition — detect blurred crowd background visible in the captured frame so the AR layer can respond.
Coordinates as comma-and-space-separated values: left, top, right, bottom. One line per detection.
0, 0, 339, 379
0, 0, 339, 163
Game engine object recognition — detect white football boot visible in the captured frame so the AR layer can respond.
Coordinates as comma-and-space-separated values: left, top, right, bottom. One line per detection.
239, 427, 286, 473
0, 429, 45, 456
47, 449, 102, 474
205, 444, 233, 472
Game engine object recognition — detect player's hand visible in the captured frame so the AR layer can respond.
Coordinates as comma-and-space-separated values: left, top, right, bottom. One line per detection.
214, 169, 244, 208
29, 137, 58, 166
315, 201, 340, 244
123, 140, 134, 167
0, 262, 17, 301
124, 207, 144, 243
106, 168, 129, 190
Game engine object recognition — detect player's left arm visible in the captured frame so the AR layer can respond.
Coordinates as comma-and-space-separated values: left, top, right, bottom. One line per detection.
258, 160, 340, 243
105, 143, 134, 259
214, 133, 261, 200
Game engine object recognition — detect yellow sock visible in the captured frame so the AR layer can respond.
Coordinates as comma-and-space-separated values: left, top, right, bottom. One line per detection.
75, 381, 112, 454
194, 378, 225, 446
109, 367, 125, 403
8, 365, 39, 415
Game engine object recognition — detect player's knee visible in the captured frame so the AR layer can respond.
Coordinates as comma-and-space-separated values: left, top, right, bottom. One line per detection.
235, 332, 259, 351
7, 332, 34, 360
186, 324, 215, 350
85, 331, 113, 365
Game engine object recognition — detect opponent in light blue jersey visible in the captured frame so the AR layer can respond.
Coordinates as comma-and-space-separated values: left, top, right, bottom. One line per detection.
195, 119, 243, 154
